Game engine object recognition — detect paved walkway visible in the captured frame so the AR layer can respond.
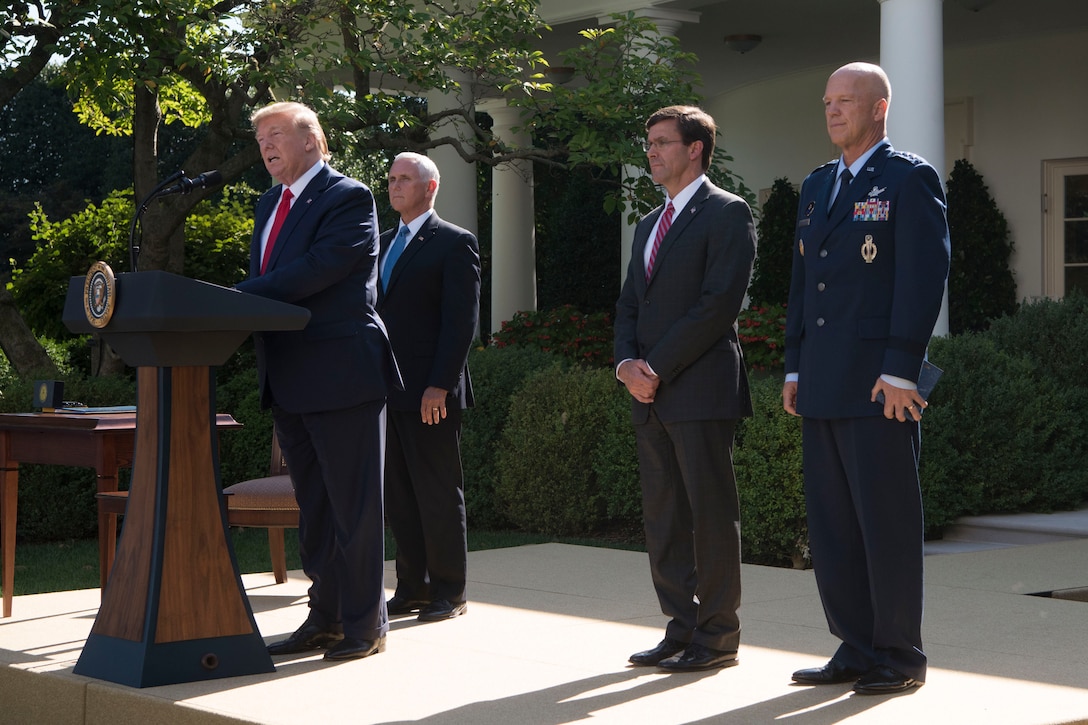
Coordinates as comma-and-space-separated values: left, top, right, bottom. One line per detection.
3, 536, 1088, 724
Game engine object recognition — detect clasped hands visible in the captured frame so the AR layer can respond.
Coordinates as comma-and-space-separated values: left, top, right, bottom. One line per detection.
618, 359, 659, 404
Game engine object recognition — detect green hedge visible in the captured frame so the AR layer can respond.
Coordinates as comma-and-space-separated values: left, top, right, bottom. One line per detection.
12, 294, 1088, 566
921, 331, 1088, 534
462, 345, 568, 530
495, 365, 621, 535
919, 294, 1088, 535
734, 375, 807, 568
481, 295, 1088, 560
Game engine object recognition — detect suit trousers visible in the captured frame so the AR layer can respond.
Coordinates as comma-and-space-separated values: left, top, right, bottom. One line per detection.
635, 409, 742, 652
385, 407, 468, 603
801, 415, 927, 681
272, 400, 389, 640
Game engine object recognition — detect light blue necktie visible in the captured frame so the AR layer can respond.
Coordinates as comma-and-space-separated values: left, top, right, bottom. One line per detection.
381, 225, 410, 288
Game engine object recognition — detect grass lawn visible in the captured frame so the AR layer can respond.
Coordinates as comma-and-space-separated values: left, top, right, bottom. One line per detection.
10, 527, 645, 596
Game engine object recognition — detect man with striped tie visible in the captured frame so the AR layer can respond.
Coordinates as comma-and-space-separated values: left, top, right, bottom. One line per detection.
614, 105, 756, 672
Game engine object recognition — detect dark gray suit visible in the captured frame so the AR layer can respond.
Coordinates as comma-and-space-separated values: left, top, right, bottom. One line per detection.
614, 178, 755, 652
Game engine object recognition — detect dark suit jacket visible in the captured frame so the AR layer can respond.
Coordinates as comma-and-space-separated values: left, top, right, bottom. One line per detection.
784, 143, 951, 419
614, 179, 756, 424
377, 212, 481, 412
236, 164, 402, 413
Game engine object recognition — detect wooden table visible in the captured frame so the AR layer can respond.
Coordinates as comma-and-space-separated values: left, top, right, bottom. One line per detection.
0, 410, 240, 618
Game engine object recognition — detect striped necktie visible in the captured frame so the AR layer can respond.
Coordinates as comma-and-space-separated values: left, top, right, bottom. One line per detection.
646, 201, 674, 282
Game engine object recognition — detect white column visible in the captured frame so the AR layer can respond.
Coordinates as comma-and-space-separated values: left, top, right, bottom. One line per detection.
426, 70, 478, 235
480, 100, 536, 332
879, 0, 949, 335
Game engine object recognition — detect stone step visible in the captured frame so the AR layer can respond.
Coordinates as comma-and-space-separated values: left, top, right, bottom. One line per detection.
940, 507, 1088, 546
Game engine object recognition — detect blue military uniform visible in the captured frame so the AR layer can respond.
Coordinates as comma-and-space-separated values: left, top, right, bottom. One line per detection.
784, 142, 950, 682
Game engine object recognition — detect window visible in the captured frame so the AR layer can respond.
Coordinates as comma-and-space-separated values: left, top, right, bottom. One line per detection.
1043, 159, 1088, 298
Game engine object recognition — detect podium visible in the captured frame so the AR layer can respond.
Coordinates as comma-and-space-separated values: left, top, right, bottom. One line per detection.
62, 270, 309, 688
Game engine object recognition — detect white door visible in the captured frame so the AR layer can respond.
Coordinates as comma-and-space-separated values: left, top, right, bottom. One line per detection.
1043, 158, 1088, 298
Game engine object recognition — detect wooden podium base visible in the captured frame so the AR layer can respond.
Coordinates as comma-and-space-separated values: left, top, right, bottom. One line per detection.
74, 366, 273, 687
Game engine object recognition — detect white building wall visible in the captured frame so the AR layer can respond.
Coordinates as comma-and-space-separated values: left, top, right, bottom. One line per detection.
944, 29, 1088, 300
707, 28, 1088, 302
708, 67, 838, 204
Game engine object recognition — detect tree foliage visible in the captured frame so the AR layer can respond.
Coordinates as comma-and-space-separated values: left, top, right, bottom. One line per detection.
11, 187, 254, 343
0, 75, 135, 264
0, 2, 98, 108
946, 158, 1017, 333
516, 13, 755, 219
1, 2, 755, 375
749, 177, 799, 306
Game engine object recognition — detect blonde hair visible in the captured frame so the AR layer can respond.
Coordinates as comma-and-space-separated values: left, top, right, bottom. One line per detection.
251, 101, 331, 161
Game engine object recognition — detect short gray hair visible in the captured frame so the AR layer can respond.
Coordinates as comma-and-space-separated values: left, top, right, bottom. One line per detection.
393, 152, 440, 189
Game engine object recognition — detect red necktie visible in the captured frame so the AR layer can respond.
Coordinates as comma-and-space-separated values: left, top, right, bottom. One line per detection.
646, 201, 674, 281
260, 188, 294, 274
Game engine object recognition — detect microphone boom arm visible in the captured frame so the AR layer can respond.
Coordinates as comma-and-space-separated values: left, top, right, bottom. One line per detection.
128, 170, 186, 273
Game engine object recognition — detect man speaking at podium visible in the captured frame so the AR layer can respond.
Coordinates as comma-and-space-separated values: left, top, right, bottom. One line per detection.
235, 101, 401, 661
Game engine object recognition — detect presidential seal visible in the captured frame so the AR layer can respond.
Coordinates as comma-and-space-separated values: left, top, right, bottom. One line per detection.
83, 261, 117, 329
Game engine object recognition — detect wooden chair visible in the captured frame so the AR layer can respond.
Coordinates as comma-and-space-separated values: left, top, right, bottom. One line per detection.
97, 429, 299, 583
221, 431, 298, 583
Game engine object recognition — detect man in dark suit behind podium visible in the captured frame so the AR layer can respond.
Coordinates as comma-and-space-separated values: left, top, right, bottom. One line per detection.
235, 101, 401, 661
377, 152, 481, 622
614, 106, 756, 672
783, 63, 950, 694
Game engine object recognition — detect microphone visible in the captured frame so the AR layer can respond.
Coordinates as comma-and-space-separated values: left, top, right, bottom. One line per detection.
159, 170, 223, 196
127, 169, 223, 271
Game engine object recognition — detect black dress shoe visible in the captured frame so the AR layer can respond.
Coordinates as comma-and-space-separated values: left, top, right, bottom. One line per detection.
629, 637, 687, 666
418, 599, 467, 622
387, 595, 429, 616
852, 665, 921, 695
323, 635, 387, 661
658, 643, 738, 672
267, 621, 344, 655
792, 659, 866, 684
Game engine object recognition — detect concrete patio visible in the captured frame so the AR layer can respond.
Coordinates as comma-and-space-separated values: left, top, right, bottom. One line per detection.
3, 519, 1088, 724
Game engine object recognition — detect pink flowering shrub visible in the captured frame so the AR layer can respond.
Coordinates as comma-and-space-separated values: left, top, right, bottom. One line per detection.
492, 305, 613, 368
737, 303, 787, 371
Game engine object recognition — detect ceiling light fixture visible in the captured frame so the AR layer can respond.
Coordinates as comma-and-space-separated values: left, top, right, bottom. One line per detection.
723, 34, 762, 54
